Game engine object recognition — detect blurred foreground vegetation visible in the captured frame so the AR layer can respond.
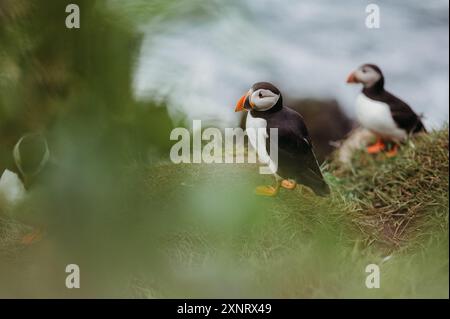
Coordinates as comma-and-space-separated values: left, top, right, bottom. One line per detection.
0, 127, 448, 298
0, 0, 448, 298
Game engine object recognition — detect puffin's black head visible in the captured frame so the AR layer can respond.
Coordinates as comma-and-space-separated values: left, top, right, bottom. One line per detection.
235, 82, 282, 112
347, 64, 384, 89
13, 133, 50, 182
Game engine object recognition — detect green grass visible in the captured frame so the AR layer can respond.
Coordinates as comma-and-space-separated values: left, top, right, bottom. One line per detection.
127, 129, 448, 298
329, 129, 449, 251
0, 130, 448, 298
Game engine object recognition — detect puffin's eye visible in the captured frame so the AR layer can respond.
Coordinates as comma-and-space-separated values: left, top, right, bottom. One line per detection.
362, 68, 367, 73
258, 92, 263, 98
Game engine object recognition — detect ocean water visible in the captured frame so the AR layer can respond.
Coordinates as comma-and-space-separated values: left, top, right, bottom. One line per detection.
132, 0, 449, 129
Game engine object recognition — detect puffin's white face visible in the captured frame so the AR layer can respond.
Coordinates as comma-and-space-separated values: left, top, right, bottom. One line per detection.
249, 89, 280, 111
235, 82, 282, 113
347, 65, 382, 88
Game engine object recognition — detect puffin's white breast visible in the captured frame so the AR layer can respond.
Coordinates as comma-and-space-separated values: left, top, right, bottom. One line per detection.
245, 113, 277, 174
355, 93, 407, 141
246, 112, 267, 151
0, 169, 26, 206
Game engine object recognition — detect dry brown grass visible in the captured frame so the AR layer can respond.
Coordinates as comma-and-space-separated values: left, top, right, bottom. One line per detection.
328, 129, 449, 252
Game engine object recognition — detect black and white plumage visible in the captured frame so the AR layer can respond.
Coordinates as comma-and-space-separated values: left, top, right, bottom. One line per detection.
235, 82, 329, 196
347, 64, 426, 140
0, 133, 49, 206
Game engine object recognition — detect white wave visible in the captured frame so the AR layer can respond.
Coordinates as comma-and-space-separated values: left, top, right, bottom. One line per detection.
133, 0, 449, 129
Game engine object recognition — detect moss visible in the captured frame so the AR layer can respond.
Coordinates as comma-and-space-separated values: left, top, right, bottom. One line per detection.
328, 129, 449, 251
0, 129, 448, 298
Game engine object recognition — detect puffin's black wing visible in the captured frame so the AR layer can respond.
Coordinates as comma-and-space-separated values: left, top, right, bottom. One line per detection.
268, 108, 330, 196
368, 90, 426, 134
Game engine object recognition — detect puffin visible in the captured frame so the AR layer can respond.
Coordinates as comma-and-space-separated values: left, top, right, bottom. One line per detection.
12, 133, 50, 188
235, 82, 329, 196
0, 133, 50, 245
346, 64, 426, 156
1, 133, 50, 203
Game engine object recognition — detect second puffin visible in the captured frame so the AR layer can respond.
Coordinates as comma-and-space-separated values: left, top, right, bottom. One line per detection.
346, 64, 426, 156
235, 82, 329, 197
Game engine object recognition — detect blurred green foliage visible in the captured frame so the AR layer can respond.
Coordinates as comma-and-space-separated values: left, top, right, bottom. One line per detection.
0, 0, 174, 167
0, 0, 177, 297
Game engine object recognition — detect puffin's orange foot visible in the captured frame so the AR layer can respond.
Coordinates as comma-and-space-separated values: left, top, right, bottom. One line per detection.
21, 228, 44, 245
386, 144, 399, 158
281, 179, 297, 190
367, 138, 386, 154
255, 185, 279, 197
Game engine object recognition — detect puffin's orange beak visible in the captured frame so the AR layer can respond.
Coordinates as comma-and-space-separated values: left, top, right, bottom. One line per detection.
235, 94, 247, 112
346, 72, 358, 83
